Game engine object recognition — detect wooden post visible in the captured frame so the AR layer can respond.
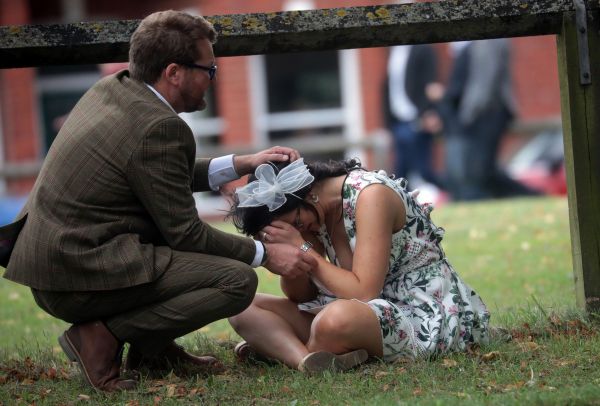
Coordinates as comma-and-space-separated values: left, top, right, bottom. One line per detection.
556, 10, 600, 313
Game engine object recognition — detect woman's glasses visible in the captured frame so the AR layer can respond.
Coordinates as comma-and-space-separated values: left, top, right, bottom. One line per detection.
293, 207, 304, 230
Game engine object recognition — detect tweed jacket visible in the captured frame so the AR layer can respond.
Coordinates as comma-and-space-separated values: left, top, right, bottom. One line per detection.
4, 70, 256, 291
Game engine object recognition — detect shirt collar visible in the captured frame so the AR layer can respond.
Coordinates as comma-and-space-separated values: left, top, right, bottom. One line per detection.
145, 83, 176, 113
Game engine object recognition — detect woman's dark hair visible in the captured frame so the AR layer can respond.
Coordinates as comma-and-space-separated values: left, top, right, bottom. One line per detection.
229, 158, 362, 236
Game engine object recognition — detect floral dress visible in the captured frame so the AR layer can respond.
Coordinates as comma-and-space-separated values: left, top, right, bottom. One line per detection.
298, 169, 490, 361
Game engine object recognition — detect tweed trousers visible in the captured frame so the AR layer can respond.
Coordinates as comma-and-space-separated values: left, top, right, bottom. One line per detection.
31, 250, 258, 355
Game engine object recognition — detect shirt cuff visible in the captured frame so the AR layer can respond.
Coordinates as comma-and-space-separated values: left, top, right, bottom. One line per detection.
208, 154, 239, 191
250, 240, 264, 268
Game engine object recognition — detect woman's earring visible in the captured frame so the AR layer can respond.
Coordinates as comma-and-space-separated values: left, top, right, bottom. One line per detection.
310, 194, 319, 204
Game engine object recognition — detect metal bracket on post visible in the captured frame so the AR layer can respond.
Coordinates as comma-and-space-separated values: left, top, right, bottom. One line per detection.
573, 0, 592, 85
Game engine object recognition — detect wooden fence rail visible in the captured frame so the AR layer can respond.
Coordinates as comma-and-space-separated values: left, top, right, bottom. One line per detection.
0, 0, 590, 68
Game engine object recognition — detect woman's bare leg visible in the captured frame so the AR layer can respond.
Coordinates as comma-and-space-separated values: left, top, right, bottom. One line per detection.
307, 299, 383, 357
228, 293, 314, 369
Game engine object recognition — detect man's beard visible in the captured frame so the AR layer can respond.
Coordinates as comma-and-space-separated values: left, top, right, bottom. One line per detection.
183, 95, 206, 113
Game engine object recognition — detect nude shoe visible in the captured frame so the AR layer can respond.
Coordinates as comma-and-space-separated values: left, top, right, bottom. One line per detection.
298, 349, 368, 373
233, 340, 276, 364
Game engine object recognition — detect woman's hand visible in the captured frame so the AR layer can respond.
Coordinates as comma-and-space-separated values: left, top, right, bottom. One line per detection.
260, 220, 305, 247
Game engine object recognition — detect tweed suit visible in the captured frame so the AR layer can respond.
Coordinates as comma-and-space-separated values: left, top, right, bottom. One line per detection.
4, 70, 258, 353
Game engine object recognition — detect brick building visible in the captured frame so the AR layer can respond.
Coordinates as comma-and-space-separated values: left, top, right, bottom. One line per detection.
0, 0, 562, 219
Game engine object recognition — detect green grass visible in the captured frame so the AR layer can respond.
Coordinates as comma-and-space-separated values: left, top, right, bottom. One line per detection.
2, 196, 599, 405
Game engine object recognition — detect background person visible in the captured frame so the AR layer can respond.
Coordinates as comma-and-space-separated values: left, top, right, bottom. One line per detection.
384, 43, 445, 191
439, 39, 541, 200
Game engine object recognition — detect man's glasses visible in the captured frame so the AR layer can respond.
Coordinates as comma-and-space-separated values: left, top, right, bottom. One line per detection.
293, 207, 304, 230
181, 62, 217, 80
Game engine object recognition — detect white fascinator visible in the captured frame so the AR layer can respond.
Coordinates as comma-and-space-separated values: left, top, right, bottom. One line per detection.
235, 158, 315, 212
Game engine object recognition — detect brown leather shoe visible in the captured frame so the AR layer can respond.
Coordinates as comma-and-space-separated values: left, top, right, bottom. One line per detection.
125, 341, 225, 375
58, 321, 137, 392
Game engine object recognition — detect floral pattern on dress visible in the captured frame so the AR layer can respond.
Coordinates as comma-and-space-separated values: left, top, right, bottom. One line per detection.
298, 169, 490, 361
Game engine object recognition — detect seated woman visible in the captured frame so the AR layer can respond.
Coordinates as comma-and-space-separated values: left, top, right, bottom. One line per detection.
228, 158, 489, 372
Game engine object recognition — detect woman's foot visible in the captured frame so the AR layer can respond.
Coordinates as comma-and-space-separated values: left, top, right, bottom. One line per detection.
297, 349, 368, 373
233, 341, 276, 364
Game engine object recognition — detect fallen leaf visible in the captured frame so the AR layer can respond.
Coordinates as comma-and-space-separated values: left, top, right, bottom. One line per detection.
412, 388, 422, 396
46, 367, 57, 380
480, 351, 500, 362
189, 387, 206, 396
502, 381, 525, 392
548, 313, 561, 326
519, 341, 540, 352
442, 358, 458, 368
77, 394, 90, 401
175, 386, 187, 398
382, 384, 390, 391
559, 360, 575, 367
375, 371, 389, 378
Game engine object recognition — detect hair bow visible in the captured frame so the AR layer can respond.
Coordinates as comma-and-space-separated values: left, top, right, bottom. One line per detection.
235, 158, 315, 212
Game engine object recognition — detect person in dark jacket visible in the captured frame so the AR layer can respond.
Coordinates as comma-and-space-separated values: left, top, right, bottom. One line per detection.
384, 43, 444, 189
439, 39, 541, 200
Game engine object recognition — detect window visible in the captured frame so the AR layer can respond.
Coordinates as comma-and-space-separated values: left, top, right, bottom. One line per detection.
266, 51, 341, 113
250, 49, 365, 163
36, 65, 101, 152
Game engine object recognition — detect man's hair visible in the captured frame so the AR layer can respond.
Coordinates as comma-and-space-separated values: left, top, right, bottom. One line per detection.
129, 10, 217, 84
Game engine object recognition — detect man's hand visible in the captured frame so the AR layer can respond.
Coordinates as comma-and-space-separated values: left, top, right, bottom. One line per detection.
233, 146, 300, 177
263, 242, 317, 279
420, 110, 443, 134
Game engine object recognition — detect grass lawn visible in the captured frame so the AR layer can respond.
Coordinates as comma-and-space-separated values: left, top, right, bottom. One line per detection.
2, 196, 599, 405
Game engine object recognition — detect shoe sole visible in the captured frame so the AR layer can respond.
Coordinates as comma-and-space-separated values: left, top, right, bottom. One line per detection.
233, 340, 249, 360
58, 331, 98, 390
299, 349, 368, 373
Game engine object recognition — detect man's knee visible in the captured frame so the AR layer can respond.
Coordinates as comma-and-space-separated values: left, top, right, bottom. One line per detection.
219, 262, 258, 312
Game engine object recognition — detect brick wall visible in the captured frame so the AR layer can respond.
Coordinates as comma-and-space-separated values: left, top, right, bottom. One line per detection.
0, 0, 563, 195
0, 0, 39, 194
512, 35, 560, 120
